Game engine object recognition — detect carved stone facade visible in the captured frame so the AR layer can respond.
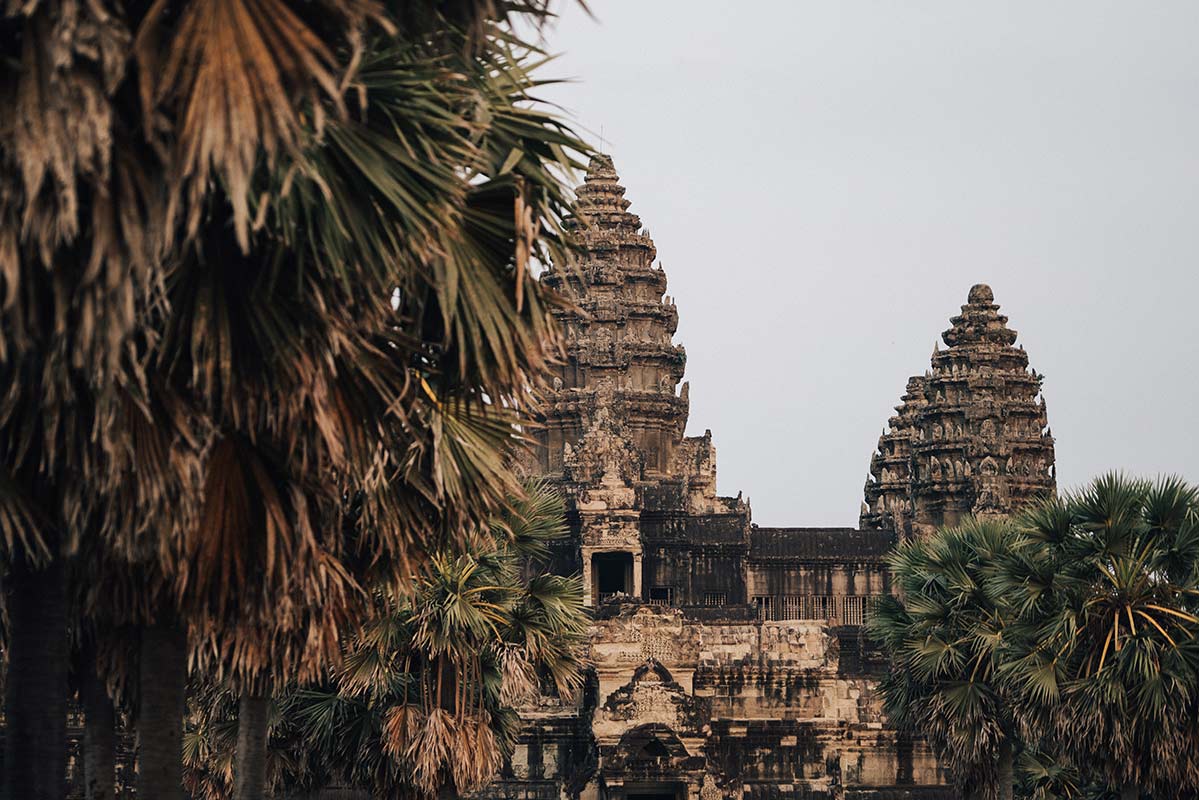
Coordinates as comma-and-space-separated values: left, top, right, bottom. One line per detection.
482, 156, 1055, 800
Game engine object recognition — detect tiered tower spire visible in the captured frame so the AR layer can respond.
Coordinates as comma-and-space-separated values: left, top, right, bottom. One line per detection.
534, 154, 733, 606
537, 155, 689, 476
862, 284, 1056, 537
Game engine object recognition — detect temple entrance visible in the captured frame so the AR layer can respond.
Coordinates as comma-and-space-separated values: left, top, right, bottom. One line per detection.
593, 551, 634, 601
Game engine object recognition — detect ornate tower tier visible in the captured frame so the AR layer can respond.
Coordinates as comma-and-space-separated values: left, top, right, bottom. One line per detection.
862, 284, 1056, 537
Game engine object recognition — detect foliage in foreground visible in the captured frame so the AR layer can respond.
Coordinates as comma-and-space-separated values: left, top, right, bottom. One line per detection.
870, 474, 1199, 800
1, 0, 595, 795
871, 517, 1019, 800
184, 482, 589, 799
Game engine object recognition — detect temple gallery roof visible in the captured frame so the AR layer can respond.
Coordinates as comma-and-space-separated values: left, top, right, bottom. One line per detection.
750, 527, 897, 560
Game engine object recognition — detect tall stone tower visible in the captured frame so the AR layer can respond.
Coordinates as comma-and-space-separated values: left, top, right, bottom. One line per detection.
534, 154, 740, 607
537, 153, 688, 476
862, 284, 1056, 537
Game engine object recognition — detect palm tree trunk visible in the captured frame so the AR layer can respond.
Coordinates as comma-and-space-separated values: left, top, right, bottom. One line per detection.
997, 739, 1014, 800
234, 683, 272, 800
81, 655, 116, 800
1120, 785, 1139, 800
2, 552, 68, 800
136, 621, 188, 800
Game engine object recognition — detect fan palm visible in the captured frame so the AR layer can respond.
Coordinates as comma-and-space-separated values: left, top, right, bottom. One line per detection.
996, 474, 1199, 798
3, 2, 592, 796
869, 517, 1021, 800
183, 481, 589, 799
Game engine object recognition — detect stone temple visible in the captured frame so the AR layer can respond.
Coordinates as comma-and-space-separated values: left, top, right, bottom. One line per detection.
483, 155, 1056, 800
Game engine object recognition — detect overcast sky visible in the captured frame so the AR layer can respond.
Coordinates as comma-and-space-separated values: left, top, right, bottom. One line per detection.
533, 1, 1199, 526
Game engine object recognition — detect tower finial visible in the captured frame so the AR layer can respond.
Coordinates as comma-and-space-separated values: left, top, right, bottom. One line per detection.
968, 283, 994, 305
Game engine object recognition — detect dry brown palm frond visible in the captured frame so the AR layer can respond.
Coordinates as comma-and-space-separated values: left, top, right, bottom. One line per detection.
188, 543, 364, 691
134, 0, 360, 249
94, 380, 209, 563
0, 466, 49, 561
1, 1, 164, 384
406, 707, 455, 795
8, 0, 128, 248
381, 704, 421, 760
454, 713, 502, 795
176, 435, 320, 618
496, 643, 537, 707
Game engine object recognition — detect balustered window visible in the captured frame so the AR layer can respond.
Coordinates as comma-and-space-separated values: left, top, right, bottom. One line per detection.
648, 586, 674, 606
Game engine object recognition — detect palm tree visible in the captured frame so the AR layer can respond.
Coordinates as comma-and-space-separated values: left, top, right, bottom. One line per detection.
869, 517, 1021, 800
183, 481, 589, 799
4, 7, 591, 795
997, 475, 1199, 798
164, 27, 591, 795
5, 1, 592, 794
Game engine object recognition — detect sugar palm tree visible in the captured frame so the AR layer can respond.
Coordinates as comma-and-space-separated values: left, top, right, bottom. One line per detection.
996, 475, 1199, 799
166, 27, 590, 797
869, 517, 1021, 800
183, 481, 589, 799
3, 2, 592, 795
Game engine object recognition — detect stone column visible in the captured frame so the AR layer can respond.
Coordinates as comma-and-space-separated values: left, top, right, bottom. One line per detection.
582, 549, 594, 607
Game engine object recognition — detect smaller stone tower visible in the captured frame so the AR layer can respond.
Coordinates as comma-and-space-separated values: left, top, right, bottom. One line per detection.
860, 375, 927, 536
863, 284, 1056, 537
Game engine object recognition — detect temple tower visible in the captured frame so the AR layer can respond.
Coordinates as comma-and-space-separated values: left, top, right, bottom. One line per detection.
535, 154, 702, 606
863, 284, 1056, 537
537, 154, 689, 477
493, 151, 955, 800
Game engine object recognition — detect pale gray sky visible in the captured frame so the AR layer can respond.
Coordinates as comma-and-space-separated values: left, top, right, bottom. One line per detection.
536, 1, 1199, 526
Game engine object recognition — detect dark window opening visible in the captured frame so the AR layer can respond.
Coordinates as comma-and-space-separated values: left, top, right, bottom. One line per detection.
753, 595, 774, 621
593, 552, 633, 601
627, 783, 684, 800
537, 666, 560, 698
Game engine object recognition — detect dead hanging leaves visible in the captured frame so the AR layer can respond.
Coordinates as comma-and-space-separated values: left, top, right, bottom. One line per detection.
133, 0, 357, 250
0, 0, 163, 384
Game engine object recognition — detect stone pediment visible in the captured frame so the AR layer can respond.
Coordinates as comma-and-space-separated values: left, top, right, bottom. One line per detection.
598, 660, 709, 738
